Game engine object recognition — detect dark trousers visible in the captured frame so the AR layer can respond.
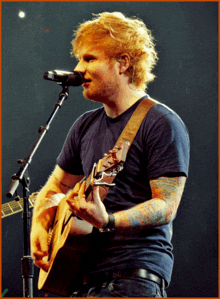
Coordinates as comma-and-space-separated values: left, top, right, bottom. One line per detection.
72, 277, 167, 297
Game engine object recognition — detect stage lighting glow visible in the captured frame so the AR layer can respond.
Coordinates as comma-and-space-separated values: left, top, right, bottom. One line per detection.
18, 11, 26, 18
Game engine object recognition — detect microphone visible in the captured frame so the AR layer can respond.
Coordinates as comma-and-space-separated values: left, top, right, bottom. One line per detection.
43, 70, 84, 86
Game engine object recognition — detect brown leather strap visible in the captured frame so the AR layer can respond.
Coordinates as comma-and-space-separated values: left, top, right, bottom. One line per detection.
114, 97, 158, 149
94, 97, 157, 201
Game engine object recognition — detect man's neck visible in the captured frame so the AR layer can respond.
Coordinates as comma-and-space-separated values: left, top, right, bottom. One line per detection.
103, 87, 147, 118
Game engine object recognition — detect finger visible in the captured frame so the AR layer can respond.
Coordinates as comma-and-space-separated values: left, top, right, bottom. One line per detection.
31, 249, 48, 267
37, 260, 50, 272
92, 185, 101, 203
73, 182, 81, 193
66, 199, 76, 211
38, 233, 49, 255
33, 254, 50, 272
31, 248, 48, 270
78, 180, 86, 199
66, 200, 81, 217
33, 249, 46, 257
30, 241, 38, 256
68, 182, 81, 198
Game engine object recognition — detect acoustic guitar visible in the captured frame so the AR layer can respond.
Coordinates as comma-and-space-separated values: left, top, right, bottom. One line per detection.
38, 141, 129, 296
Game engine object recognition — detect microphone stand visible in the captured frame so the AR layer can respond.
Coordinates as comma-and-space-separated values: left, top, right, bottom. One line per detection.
6, 84, 70, 297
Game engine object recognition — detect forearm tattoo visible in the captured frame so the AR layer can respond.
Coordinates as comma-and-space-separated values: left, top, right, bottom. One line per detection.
115, 176, 186, 233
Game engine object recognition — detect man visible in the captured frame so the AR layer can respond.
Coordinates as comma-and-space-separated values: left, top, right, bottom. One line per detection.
31, 12, 190, 297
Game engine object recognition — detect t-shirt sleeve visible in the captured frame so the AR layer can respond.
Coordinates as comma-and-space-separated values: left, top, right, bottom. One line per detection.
57, 117, 84, 175
145, 108, 190, 180
56, 107, 104, 175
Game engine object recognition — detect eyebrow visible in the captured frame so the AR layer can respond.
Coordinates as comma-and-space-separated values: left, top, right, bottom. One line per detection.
84, 54, 96, 59
77, 53, 96, 61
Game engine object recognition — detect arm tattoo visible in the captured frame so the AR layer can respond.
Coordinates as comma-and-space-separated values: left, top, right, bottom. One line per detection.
52, 174, 72, 189
150, 176, 186, 223
114, 176, 186, 233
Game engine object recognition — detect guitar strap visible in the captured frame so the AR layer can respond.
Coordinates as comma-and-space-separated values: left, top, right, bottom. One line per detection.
114, 96, 158, 149
97, 96, 157, 201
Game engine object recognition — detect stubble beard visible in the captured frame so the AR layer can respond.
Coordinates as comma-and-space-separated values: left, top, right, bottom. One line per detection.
83, 81, 119, 104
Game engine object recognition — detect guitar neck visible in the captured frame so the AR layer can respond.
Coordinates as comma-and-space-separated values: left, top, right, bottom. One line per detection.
80, 165, 97, 198
2, 194, 36, 218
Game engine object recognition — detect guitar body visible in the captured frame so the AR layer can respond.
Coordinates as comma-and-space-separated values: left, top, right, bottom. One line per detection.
38, 196, 93, 296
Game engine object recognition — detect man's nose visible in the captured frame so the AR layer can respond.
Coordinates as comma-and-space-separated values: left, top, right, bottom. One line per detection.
74, 60, 86, 73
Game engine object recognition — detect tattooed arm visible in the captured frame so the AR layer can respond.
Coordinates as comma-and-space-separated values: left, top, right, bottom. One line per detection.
114, 176, 186, 233
67, 176, 186, 233
31, 165, 83, 270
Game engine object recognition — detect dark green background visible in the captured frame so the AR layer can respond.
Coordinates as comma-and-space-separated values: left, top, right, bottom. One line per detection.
2, 2, 218, 297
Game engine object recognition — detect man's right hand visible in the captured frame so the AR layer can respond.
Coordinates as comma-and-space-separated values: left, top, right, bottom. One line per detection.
30, 165, 84, 271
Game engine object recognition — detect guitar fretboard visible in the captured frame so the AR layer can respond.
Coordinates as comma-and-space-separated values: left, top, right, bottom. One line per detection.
2, 194, 37, 218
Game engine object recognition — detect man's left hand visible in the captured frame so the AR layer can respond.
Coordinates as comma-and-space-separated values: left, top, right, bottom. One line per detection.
66, 181, 109, 229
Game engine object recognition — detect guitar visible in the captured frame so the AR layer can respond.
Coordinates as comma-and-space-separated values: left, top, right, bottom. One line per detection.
38, 141, 130, 296
2, 193, 37, 218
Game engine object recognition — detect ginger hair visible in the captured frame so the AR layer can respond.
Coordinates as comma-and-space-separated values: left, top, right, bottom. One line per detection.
71, 12, 158, 90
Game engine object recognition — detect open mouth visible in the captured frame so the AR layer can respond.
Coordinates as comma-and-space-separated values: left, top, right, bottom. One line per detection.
84, 78, 91, 83
83, 78, 91, 87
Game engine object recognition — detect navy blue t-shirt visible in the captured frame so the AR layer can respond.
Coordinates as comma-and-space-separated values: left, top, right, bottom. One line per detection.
57, 97, 190, 285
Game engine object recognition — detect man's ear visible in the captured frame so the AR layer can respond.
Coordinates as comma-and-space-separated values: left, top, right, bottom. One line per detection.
118, 54, 131, 74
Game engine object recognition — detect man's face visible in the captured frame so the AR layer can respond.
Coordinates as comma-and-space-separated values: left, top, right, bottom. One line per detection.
74, 46, 120, 103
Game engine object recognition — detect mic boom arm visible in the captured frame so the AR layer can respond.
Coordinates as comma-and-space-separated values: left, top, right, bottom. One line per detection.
6, 85, 69, 198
